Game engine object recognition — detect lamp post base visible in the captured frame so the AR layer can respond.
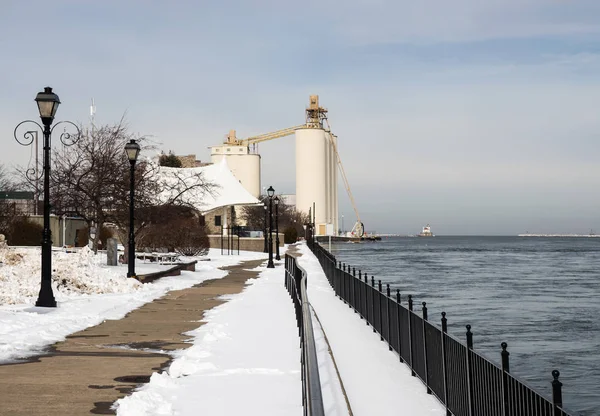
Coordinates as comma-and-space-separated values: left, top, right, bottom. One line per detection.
35, 286, 57, 307
267, 260, 275, 268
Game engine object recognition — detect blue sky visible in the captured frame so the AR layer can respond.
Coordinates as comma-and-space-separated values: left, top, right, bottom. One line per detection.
1, 0, 600, 235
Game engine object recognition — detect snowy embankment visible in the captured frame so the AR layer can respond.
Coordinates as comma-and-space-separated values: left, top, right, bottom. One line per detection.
0, 245, 267, 363
297, 243, 446, 416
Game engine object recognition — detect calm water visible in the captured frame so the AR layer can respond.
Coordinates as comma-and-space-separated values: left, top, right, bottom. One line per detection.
327, 236, 599, 416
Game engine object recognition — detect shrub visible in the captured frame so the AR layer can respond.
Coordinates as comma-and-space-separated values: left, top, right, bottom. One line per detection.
7, 217, 43, 246
75, 227, 89, 247
158, 152, 182, 168
138, 205, 209, 256
283, 226, 298, 244
76, 225, 113, 248
173, 219, 210, 256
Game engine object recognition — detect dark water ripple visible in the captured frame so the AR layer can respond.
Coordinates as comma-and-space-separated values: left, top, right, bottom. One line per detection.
328, 236, 600, 416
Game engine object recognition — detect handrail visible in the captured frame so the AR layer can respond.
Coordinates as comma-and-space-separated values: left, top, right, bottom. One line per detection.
307, 241, 576, 416
285, 254, 325, 416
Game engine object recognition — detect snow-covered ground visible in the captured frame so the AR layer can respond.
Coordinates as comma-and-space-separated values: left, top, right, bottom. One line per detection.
1, 243, 447, 415
114, 243, 446, 415
0, 245, 267, 363
114, 260, 303, 416
297, 243, 446, 416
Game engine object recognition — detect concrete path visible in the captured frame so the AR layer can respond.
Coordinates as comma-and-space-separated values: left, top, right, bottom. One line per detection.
0, 259, 265, 415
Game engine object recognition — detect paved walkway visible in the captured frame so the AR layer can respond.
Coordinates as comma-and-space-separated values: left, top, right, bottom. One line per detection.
0, 259, 265, 416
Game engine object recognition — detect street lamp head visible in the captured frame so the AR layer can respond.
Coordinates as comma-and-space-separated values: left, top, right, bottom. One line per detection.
35, 87, 60, 125
267, 186, 275, 198
274, 196, 279, 205
125, 139, 141, 163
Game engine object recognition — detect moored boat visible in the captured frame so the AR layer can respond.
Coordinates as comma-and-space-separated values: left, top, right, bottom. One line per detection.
417, 224, 434, 237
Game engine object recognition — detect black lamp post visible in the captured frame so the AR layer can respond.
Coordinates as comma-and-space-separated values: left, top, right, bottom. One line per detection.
266, 186, 275, 268
263, 204, 268, 253
125, 139, 140, 278
274, 196, 280, 260
14, 87, 80, 307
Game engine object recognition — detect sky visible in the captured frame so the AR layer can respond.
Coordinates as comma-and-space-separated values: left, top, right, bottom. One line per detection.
1, 0, 600, 235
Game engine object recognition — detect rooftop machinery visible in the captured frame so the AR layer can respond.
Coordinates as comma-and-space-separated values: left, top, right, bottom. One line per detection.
209, 95, 364, 237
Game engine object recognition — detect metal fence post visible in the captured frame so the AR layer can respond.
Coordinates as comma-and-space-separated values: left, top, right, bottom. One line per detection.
387, 284, 392, 351
337, 261, 342, 297
364, 273, 369, 325
422, 302, 431, 394
501, 342, 510, 416
466, 325, 475, 416
342, 263, 347, 303
378, 280, 384, 341
408, 294, 415, 377
441, 312, 450, 416
397, 290, 403, 362
371, 276, 376, 333
358, 270, 363, 319
552, 370, 563, 416
352, 267, 356, 311
355, 269, 359, 314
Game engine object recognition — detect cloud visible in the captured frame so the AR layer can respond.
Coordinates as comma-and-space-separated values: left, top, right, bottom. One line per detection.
315, 0, 600, 44
2, 0, 600, 234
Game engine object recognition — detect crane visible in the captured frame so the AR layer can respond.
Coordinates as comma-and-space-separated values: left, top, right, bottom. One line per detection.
224, 125, 306, 149
323, 123, 364, 238
221, 95, 364, 238
223, 95, 329, 148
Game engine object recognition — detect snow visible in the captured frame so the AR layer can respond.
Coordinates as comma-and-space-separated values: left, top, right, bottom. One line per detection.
1, 242, 447, 415
0, 246, 267, 363
296, 243, 446, 416
114, 261, 302, 416
156, 158, 261, 214
114, 244, 446, 415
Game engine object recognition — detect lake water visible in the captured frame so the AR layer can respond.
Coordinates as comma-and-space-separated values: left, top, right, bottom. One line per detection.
326, 236, 599, 416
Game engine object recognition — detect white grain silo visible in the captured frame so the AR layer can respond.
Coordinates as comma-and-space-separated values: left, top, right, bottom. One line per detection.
295, 95, 340, 237
295, 127, 328, 234
209, 130, 261, 198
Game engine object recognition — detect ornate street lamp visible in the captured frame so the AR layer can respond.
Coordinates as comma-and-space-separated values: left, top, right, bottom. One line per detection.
125, 139, 141, 278
263, 204, 268, 253
14, 87, 80, 307
274, 196, 280, 260
266, 185, 275, 268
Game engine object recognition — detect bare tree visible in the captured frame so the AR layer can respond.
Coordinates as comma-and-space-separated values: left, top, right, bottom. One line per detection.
0, 164, 16, 235
241, 196, 308, 241
22, 120, 217, 255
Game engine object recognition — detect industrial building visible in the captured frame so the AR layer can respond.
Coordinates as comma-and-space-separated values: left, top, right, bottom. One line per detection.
203, 95, 362, 238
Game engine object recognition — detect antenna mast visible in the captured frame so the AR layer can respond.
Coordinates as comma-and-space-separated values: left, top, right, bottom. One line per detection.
90, 98, 96, 132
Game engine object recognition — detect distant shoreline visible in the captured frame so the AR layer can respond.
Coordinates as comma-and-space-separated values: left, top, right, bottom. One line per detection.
371, 234, 600, 238
517, 234, 600, 237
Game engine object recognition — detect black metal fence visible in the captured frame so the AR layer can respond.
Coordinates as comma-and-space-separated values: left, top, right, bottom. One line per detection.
285, 254, 325, 416
219, 226, 240, 255
308, 240, 575, 416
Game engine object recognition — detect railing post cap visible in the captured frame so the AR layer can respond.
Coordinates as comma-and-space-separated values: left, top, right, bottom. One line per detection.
441, 311, 446, 317
396, 289, 400, 294
552, 370, 560, 380
422, 301, 427, 307
501, 341, 508, 350
466, 324, 472, 332
408, 294, 413, 299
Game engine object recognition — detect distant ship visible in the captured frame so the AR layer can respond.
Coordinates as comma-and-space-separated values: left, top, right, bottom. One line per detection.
418, 224, 434, 237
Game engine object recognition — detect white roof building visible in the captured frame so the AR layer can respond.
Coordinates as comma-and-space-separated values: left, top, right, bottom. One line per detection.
155, 158, 261, 229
